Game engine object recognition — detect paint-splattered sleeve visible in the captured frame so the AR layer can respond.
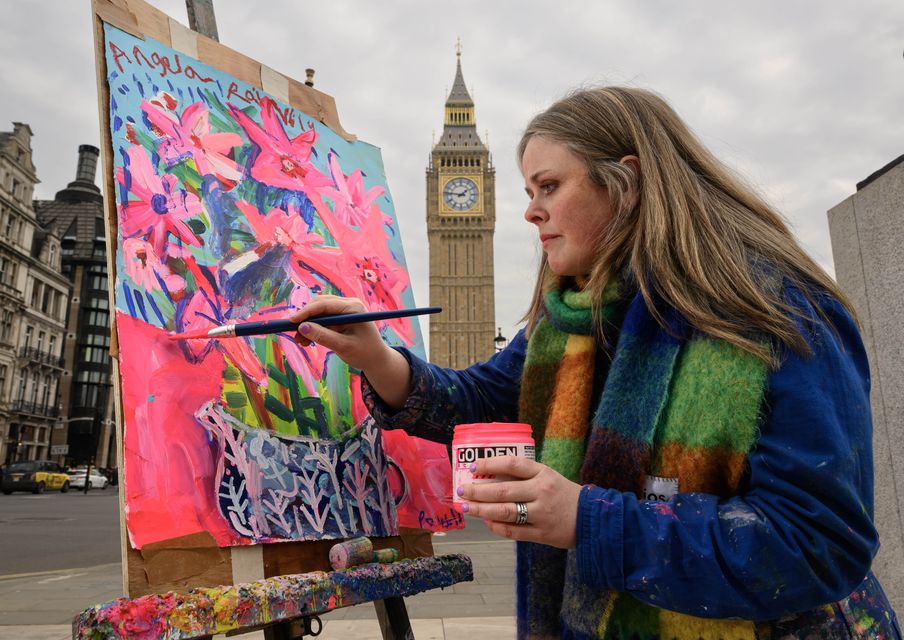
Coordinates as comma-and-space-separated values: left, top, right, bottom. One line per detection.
361, 330, 527, 444
576, 289, 883, 620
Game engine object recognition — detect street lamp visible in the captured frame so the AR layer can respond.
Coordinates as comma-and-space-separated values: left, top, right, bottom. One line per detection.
494, 327, 508, 352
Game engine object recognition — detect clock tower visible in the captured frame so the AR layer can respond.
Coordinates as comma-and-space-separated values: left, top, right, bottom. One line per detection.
426, 45, 496, 368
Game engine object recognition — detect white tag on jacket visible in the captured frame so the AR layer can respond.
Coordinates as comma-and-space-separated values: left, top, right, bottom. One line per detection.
642, 475, 679, 501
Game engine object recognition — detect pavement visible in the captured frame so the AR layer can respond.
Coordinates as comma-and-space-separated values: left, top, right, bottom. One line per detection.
0, 522, 517, 639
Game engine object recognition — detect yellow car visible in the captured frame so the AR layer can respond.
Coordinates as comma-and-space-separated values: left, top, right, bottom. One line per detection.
2, 460, 71, 494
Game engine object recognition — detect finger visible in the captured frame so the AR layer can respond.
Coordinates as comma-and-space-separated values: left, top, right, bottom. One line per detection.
483, 519, 543, 542
460, 479, 533, 503
463, 499, 530, 524
296, 320, 347, 352
472, 455, 541, 480
290, 295, 364, 323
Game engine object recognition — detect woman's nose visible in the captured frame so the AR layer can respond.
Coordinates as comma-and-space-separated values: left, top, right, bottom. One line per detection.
523, 200, 546, 225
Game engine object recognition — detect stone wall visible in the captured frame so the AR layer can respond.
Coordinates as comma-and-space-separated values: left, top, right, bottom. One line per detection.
827, 156, 904, 613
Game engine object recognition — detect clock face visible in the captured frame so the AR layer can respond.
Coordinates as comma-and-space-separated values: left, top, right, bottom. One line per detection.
442, 177, 479, 212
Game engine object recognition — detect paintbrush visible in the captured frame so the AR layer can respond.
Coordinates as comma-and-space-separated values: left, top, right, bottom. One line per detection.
168, 306, 442, 340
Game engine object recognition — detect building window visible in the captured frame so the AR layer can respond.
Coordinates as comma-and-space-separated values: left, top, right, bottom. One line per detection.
30, 279, 41, 307
40, 375, 50, 407
24, 325, 33, 348
0, 256, 13, 287
48, 244, 57, 268
0, 364, 6, 396
89, 274, 108, 291
86, 310, 110, 328
52, 290, 63, 320
85, 332, 110, 347
0, 309, 12, 342
76, 369, 109, 385
37, 330, 45, 353
49, 335, 56, 357
41, 286, 51, 314
88, 295, 109, 310
79, 346, 110, 365
29, 371, 39, 404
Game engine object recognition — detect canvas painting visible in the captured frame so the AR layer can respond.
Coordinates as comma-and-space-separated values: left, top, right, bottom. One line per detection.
102, 23, 460, 548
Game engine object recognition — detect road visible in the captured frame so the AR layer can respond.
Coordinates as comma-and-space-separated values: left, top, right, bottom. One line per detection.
0, 488, 121, 576
0, 485, 498, 577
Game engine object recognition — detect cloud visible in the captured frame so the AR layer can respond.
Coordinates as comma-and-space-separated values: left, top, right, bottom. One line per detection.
1, 0, 902, 344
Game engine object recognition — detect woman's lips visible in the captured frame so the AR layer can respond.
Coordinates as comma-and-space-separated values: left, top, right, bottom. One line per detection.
540, 234, 559, 247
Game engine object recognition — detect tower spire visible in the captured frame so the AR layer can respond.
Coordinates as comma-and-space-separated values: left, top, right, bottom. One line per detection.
446, 39, 473, 108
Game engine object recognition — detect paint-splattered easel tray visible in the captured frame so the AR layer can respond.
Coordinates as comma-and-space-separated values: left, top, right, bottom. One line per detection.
72, 554, 472, 639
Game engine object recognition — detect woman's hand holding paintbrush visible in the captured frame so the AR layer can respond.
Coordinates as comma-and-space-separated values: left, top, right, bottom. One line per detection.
290, 295, 414, 410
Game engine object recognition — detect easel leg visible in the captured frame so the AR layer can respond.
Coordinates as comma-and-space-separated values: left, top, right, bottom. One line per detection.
373, 597, 414, 640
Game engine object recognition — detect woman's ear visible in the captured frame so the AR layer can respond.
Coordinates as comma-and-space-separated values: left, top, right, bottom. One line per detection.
619, 155, 641, 211
619, 155, 640, 178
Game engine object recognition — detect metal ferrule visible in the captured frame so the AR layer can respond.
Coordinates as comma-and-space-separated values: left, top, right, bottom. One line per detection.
207, 324, 237, 338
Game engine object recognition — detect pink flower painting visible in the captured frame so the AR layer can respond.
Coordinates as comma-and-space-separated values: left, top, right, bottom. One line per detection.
122, 238, 186, 295
115, 145, 203, 257
229, 97, 333, 194
141, 96, 243, 186
319, 153, 388, 228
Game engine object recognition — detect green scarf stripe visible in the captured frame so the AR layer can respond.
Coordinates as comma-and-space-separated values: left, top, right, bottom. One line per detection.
539, 437, 585, 483
525, 320, 570, 365
545, 289, 593, 335
655, 337, 767, 451
604, 594, 660, 640
545, 281, 622, 335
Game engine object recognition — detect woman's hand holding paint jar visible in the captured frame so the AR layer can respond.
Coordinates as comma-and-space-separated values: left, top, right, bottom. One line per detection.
290, 295, 413, 410
458, 455, 582, 549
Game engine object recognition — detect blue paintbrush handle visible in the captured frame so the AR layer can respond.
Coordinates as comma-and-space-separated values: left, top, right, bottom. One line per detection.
224, 307, 442, 338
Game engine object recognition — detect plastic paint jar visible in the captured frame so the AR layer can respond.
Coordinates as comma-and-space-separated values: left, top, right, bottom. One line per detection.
451, 422, 535, 506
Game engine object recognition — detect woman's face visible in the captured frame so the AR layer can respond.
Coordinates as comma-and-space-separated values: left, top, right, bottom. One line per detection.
521, 136, 614, 277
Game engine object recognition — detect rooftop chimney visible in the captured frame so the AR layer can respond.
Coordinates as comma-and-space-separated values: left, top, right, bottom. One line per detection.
55, 144, 102, 204
76, 145, 99, 184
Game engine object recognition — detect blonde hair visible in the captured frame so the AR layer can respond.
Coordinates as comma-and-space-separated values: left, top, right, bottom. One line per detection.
519, 86, 855, 365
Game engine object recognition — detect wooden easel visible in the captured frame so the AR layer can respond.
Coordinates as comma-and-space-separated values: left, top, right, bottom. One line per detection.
82, 2, 471, 638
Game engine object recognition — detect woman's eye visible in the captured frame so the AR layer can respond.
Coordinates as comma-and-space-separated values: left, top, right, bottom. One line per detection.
541, 183, 557, 194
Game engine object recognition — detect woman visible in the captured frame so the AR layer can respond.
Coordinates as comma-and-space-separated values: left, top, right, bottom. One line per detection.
293, 87, 901, 639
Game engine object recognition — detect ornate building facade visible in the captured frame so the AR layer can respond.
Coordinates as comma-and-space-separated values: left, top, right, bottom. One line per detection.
0, 123, 71, 464
425, 48, 496, 367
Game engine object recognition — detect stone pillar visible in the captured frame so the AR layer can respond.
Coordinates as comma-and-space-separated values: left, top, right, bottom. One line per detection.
827, 155, 904, 613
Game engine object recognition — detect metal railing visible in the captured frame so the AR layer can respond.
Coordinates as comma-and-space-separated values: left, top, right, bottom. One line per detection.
18, 346, 65, 368
10, 400, 60, 417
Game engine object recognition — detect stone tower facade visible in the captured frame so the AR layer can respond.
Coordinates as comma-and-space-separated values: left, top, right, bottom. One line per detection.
426, 48, 495, 368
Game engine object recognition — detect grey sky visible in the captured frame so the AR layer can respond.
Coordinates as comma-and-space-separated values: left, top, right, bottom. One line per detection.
2, 1, 902, 346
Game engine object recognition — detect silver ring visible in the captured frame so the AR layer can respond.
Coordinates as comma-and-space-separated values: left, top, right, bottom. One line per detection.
514, 502, 528, 525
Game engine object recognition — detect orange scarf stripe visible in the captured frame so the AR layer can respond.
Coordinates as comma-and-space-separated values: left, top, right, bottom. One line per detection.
545, 334, 596, 440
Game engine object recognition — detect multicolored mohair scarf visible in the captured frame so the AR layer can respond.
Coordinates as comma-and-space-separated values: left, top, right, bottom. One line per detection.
517, 278, 769, 639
